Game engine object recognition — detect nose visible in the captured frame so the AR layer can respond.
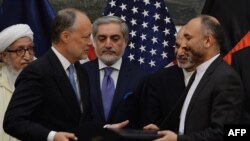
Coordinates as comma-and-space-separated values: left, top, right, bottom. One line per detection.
176, 47, 185, 56
174, 47, 178, 55
104, 38, 113, 48
87, 36, 93, 46
180, 39, 188, 49
23, 50, 33, 60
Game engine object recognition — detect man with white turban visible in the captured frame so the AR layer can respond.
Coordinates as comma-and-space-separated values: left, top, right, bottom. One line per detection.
0, 24, 34, 141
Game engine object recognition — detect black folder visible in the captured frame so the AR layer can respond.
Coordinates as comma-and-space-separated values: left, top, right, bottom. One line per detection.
108, 128, 162, 140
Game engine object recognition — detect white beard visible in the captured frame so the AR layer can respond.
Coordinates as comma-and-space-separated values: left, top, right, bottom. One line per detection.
6, 64, 21, 91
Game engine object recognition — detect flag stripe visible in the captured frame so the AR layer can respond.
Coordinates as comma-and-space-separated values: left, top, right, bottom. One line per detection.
224, 31, 250, 64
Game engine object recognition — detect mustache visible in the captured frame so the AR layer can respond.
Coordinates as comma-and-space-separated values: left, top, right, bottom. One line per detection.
101, 48, 116, 53
102, 48, 114, 51
176, 56, 188, 60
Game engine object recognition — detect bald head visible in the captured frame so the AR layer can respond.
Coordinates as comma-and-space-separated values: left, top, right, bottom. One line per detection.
188, 15, 223, 50
176, 26, 186, 39
183, 15, 224, 65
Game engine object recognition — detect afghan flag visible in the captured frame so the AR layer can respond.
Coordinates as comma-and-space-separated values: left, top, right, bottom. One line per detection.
202, 0, 250, 64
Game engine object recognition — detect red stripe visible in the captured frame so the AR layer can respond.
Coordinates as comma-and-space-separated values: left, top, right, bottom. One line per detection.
224, 31, 250, 64
87, 45, 96, 60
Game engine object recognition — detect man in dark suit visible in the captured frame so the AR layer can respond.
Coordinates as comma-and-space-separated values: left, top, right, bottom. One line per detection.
142, 26, 196, 127
231, 47, 250, 124
3, 8, 92, 141
152, 15, 243, 141
82, 16, 147, 128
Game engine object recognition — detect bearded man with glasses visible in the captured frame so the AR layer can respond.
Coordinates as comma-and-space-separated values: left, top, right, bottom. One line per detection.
0, 24, 34, 141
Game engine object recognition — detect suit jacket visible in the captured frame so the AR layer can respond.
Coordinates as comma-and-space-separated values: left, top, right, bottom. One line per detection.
82, 59, 148, 127
142, 65, 186, 126
3, 49, 91, 141
161, 56, 243, 141
232, 47, 250, 123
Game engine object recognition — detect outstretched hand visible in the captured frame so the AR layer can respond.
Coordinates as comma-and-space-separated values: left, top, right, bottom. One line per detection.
54, 132, 78, 141
153, 130, 177, 141
103, 120, 129, 129
143, 123, 160, 131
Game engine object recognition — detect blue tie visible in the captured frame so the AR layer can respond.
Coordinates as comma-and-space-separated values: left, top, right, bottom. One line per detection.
101, 67, 115, 120
68, 64, 78, 98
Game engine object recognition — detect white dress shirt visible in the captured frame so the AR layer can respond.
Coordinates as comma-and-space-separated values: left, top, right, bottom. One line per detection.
98, 58, 122, 88
47, 47, 82, 141
179, 54, 220, 135
182, 69, 195, 87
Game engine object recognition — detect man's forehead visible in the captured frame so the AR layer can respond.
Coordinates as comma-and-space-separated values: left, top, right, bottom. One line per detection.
97, 33, 121, 37
185, 18, 201, 31
96, 23, 123, 38
98, 23, 121, 31
96, 30, 123, 38
183, 25, 201, 37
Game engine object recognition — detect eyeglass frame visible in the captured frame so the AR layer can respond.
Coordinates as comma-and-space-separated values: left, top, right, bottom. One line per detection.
5, 46, 35, 57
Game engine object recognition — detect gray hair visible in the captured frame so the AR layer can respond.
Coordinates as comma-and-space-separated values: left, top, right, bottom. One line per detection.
92, 16, 129, 42
51, 8, 87, 43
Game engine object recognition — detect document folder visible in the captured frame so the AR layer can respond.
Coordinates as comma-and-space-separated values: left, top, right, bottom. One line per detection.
108, 128, 162, 140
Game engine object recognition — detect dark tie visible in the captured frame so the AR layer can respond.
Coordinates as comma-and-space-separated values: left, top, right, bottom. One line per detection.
185, 70, 197, 93
101, 67, 115, 120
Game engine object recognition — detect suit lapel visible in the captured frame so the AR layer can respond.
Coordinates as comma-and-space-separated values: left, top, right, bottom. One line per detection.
75, 62, 89, 114
48, 50, 81, 118
90, 60, 106, 121
159, 67, 193, 131
108, 60, 131, 121
185, 57, 223, 122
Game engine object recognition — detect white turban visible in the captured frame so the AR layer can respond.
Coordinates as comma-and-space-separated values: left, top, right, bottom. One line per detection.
0, 24, 33, 52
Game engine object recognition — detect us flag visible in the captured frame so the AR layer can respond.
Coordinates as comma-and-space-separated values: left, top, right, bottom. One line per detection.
103, 0, 177, 73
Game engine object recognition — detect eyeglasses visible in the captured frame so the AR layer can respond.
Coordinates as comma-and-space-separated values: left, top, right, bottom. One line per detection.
6, 47, 34, 57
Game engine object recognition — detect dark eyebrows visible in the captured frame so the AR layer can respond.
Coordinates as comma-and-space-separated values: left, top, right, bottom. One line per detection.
175, 42, 180, 48
111, 34, 121, 39
183, 33, 189, 37
184, 33, 192, 39
97, 35, 106, 39
97, 34, 121, 39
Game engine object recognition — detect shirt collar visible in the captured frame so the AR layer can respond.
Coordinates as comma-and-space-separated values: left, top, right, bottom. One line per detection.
51, 46, 71, 70
196, 53, 220, 74
98, 58, 122, 71
182, 68, 195, 86
182, 68, 195, 79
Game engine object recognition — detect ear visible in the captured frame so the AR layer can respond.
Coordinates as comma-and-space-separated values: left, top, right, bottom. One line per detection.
1, 52, 8, 63
204, 35, 213, 48
123, 39, 128, 48
60, 31, 71, 43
